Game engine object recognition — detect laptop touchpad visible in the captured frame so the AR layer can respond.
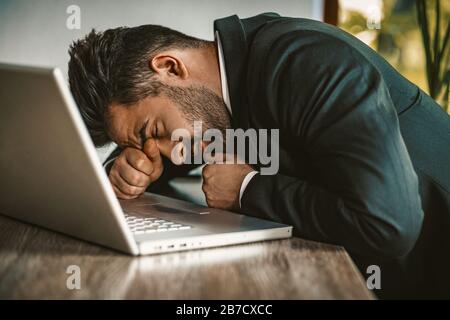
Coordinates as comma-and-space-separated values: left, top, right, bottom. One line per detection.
140, 203, 210, 215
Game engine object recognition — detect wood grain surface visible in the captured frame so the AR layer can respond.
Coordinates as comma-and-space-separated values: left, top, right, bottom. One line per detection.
0, 214, 374, 299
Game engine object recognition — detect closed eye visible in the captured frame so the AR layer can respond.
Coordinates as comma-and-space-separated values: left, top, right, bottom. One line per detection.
139, 120, 149, 148
152, 121, 159, 138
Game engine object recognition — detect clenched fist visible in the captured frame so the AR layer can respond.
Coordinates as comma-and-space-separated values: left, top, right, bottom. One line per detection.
202, 163, 254, 211
108, 139, 163, 199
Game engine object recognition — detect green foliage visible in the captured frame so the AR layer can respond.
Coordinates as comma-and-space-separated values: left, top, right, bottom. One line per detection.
416, 0, 450, 111
339, 0, 449, 112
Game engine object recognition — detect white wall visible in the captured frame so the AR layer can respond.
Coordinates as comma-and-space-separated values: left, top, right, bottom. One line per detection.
0, 0, 323, 160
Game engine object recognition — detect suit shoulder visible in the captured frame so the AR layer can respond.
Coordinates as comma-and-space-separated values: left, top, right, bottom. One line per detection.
248, 20, 376, 86
251, 17, 353, 47
249, 22, 374, 81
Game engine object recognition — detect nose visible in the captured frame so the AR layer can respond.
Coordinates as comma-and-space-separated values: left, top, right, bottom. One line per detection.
156, 137, 206, 165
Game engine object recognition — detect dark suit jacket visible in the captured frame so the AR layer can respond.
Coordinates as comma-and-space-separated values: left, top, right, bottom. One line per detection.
106, 13, 450, 298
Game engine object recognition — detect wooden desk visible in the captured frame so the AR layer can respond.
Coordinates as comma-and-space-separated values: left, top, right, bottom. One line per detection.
0, 214, 374, 299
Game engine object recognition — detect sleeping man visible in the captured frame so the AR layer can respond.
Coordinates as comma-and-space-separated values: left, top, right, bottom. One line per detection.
68, 13, 450, 298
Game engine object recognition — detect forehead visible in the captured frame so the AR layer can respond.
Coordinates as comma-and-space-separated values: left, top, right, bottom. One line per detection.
105, 95, 190, 146
106, 102, 139, 147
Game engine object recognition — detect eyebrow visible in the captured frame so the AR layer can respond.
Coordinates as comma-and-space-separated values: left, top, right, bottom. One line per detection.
138, 119, 149, 148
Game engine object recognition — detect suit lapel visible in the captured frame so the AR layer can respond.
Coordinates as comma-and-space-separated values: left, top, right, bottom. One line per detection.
214, 15, 250, 130
214, 13, 282, 130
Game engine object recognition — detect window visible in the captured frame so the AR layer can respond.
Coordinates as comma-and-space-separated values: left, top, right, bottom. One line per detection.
338, 0, 450, 112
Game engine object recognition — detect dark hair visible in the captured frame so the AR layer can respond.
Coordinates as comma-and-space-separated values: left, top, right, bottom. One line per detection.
68, 25, 207, 147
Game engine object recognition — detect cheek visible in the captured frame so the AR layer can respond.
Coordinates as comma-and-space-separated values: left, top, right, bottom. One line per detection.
106, 108, 133, 146
106, 125, 124, 147
156, 138, 178, 159
166, 109, 192, 134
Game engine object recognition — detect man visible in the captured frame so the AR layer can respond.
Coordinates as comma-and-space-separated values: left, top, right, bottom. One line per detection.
68, 13, 450, 298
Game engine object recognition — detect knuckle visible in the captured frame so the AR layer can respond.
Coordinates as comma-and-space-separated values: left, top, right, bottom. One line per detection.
109, 167, 117, 178
112, 157, 121, 168
126, 184, 142, 196
153, 165, 162, 177
134, 187, 144, 196
114, 188, 127, 199
202, 166, 211, 179
109, 170, 120, 184
130, 171, 142, 184
108, 170, 116, 181
202, 181, 211, 193
122, 148, 132, 159
139, 175, 151, 186
134, 158, 145, 170
126, 147, 140, 160
147, 162, 155, 175
125, 147, 137, 154
208, 200, 217, 208
116, 193, 126, 199
121, 184, 134, 195
117, 155, 128, 168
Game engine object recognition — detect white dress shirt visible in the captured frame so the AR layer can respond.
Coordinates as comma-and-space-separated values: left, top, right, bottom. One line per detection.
215, 31, 258, 208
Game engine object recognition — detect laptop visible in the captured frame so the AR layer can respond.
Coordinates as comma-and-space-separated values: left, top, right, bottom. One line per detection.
0, 63, 292, 255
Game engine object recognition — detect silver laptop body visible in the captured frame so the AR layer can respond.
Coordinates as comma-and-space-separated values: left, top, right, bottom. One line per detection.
0, 64, 292, 255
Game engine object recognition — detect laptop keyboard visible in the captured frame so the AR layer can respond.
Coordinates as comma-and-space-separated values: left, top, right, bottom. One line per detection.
124, 213, 192, 234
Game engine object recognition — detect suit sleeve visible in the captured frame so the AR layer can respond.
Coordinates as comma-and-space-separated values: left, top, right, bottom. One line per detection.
241, 31, 424, 259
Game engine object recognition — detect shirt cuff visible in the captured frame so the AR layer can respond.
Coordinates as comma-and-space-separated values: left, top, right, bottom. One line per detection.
103, 157, 117, 171
239, 171, 258, 208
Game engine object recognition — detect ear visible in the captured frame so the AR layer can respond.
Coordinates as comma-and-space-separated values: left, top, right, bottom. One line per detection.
150, 53, 188, 81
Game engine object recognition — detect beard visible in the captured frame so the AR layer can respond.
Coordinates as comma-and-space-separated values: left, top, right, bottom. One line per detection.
161, 84, 232, 134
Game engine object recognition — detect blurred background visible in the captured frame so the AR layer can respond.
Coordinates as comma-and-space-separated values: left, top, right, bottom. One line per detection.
338, 0, 449, 113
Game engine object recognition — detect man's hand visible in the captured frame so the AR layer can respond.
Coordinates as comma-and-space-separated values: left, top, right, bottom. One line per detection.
202, 163, 253, 211
109, 139, 163, 199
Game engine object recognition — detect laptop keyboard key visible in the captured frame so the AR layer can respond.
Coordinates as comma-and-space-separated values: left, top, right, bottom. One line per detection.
124, 213, 192, 234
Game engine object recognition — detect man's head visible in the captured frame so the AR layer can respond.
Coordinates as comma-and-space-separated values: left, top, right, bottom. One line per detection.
68, 25, 231, 160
